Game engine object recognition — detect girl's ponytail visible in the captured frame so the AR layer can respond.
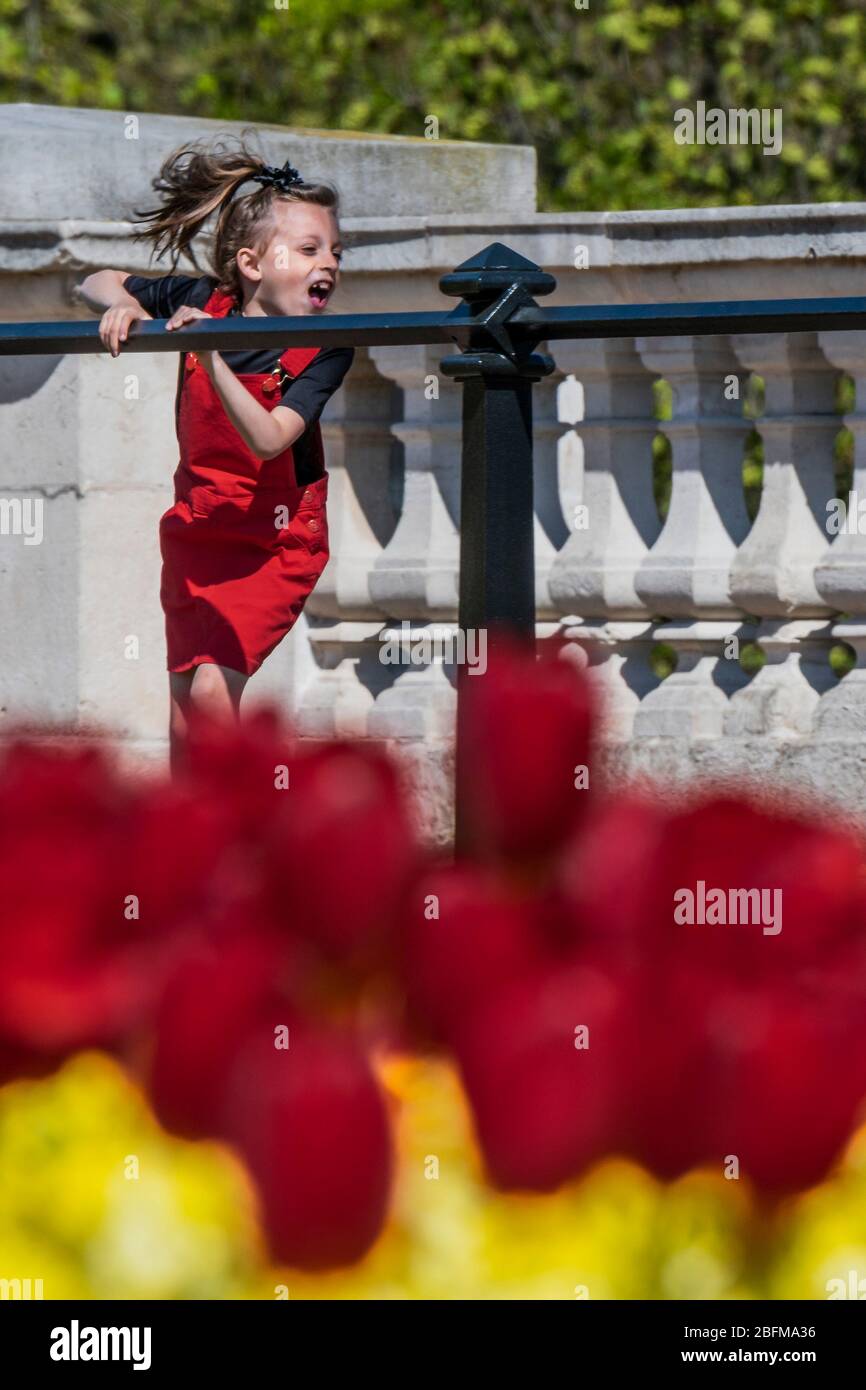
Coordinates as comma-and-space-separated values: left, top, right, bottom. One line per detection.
131, 130, 339, 301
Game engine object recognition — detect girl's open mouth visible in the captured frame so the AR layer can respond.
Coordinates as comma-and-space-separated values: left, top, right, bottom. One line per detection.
308, 281, 333, 307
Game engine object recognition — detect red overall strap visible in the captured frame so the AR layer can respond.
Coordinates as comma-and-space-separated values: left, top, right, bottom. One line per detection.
173, 285, 322, 437
203, 285, 323, 379
280, 345, 321, 378
173, 284, 237, 430
203, 285, 237, 318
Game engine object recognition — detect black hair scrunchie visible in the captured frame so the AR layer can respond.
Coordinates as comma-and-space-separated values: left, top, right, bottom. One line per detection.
249, 161, 305, 193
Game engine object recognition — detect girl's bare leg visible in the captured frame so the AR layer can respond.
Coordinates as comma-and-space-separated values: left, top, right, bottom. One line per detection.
189, 662, 249, 718
168, 664, 248, 775
168, 670, 195, 776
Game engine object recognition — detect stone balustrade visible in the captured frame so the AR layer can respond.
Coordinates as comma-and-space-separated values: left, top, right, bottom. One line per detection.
551, 324, 862, 813
311, 323, 866, 837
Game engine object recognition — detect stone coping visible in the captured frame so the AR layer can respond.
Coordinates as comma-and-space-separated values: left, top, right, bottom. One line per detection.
3, 205, 866, 280
0, 104, 535, 221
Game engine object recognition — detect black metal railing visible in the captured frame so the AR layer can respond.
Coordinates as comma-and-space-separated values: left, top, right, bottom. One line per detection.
4, 241, 866, 844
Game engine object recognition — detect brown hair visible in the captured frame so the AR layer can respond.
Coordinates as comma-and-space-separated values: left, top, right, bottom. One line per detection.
131, 130, 340, 302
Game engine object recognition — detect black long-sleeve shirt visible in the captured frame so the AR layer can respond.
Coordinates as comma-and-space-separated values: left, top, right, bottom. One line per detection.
123, 272, 354, 484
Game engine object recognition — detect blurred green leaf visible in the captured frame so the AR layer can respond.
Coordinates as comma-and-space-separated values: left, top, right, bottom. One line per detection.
1, 0, 864, 214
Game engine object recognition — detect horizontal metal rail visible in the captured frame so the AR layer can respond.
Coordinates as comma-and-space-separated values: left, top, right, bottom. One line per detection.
3, 295, 866, 357
514, 295, 866, 340
0, 311, 451, 356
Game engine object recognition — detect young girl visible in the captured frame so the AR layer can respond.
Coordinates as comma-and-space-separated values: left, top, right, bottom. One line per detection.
78, 137, 354, 771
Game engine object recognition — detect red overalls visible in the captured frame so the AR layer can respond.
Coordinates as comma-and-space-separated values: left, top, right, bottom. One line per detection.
159, 285, 330, 677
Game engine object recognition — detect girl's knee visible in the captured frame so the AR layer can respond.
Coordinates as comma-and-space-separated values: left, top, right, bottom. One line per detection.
190, 663, 225, 707
169, 701, 187, 740
189, 662, 244, 717
169, 670, 194, 708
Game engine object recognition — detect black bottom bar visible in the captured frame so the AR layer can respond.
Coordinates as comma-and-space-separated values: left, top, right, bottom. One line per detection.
1, 1297, 859, 1373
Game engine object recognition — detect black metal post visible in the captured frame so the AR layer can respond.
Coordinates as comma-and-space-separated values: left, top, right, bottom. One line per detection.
439, 244, 556, 855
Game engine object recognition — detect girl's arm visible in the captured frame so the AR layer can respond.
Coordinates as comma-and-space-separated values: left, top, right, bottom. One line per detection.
77, 269, 153, 357
204, 353, 308, 459
77, 269, 138, 310
164, 305, 307, 460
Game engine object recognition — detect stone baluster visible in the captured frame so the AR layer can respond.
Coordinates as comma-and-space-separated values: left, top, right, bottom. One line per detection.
307, 347, 402, 621
813, 331, 866, 754
723, 333, 837, 741
632, 336, 753, 747
532, 345, 570, 623
291, 348, 400, 738
367, 345, 461, 621
547, 338, 661, 738
363, 345, 460, 800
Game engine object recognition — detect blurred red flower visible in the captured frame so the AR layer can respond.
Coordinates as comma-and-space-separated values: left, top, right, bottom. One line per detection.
147, 903, 294, 1141
455, 634, 596, 867
0, 710, 415, 1271
453, 956, 635, 1191
261, 740, 420, 966
407, 647, 866, 1199
550, 787, 866, 1189
0, 739, 216, 1061
6, 645, 866, 1269
219, 1014, 393, 1271
144, 708, 416, 1266
401, 861, 548, 1045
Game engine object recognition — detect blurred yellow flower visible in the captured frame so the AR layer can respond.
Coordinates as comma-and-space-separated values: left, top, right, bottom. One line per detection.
0, 1051, 864, 1300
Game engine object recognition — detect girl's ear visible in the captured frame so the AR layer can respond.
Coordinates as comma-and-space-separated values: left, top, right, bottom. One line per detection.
236, 246, 263, 283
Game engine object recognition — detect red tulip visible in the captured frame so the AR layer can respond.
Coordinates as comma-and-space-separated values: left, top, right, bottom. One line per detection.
623, 959, 727, 1181
453, 958, 635, 1191
0, 732, 249, 1078
220, 1017, 393, 1270
643, 794, 866, 980
551, 789, 669, 959
557, 791, 866, 1194
0, 738, 144, 1062
707, 985, 866, 1194
455, 635, 596, 865
628, 966, 866, 1194
263, 741, 419, 965
116, 781, 236, 933
147, 907, 297, 1141
180, 704, 298, 842
401, 860, 549, 1044
0, 1040, 65, 1089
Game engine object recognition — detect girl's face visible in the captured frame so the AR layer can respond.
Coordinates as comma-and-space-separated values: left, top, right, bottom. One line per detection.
239, 202, 344, 317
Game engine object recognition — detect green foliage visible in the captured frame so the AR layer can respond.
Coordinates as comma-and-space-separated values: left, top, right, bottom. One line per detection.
652, 431, 672, 522
742, 429, 763, 523
831, 642, 856, 677
649, 636, 854, 684
647, 357, 855, 684
2, 0, 866, 211
651, 373, 766, 526
650, 640, 676, 680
